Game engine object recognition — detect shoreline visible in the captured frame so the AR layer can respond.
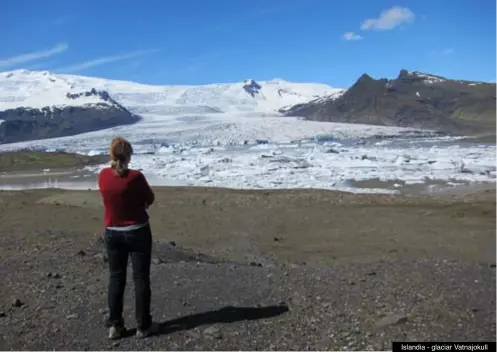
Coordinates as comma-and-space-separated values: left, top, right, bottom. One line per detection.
0, 170, 494, 198
0, 150, 108, 172
0, 182, 495, 206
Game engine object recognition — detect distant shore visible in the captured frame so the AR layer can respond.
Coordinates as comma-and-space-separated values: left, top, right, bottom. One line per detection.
0, 150, 108, 173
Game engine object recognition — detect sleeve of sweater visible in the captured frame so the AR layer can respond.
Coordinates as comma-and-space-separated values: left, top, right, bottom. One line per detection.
137, 172, 155, 206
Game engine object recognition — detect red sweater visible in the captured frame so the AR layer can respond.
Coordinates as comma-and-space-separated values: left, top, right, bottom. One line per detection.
98, 167, 155, 228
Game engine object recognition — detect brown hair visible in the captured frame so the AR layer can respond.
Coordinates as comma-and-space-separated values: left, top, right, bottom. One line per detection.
109, 137, 133, 177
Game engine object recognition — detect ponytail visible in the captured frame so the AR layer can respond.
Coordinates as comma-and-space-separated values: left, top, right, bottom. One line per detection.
111, 159, 128, 177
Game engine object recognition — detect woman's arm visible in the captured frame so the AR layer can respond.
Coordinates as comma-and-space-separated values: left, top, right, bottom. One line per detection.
137, 172, 155, 207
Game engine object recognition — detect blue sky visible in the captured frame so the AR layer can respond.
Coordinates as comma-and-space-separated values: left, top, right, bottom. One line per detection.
1, 0, 495, 87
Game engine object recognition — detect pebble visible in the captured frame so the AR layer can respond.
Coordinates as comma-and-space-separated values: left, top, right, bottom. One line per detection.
0, 311, 6, 317
185, 330, 201, 340
94, 253, 108, 262
152, 258, 162, 265
66, 313, 79, 319
375, 313, 408, 328
12, 299, 24, 307
204, 326, 222, 339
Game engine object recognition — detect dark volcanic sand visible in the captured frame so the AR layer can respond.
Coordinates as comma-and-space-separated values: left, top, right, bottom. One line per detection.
0, 187, 495, 350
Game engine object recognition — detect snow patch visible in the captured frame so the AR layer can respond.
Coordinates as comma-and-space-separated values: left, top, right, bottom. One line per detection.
0, 71, 118, 110
412, 71, 446, 84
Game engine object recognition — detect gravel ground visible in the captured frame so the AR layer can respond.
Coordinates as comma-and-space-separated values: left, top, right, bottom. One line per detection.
0, 186, 495, 350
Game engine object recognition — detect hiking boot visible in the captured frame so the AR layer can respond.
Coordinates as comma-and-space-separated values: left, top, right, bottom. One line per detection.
136, 322, 159, 338
108, 326, 125, 340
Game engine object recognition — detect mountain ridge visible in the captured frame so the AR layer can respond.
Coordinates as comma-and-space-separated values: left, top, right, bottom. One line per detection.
282, 69, 496, 136
0, 70, 343, 114
0, 69, 344, 144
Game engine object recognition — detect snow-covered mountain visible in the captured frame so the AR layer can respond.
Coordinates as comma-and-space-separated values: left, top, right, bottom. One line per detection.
0, 69, 344, 114
0, 87, 140, 144
0, 70, 147, 144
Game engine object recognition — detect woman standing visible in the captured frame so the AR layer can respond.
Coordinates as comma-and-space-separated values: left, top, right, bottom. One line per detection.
98, 137, 157, 339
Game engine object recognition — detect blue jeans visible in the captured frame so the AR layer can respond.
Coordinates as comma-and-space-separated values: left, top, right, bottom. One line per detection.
104, 225, 152, 330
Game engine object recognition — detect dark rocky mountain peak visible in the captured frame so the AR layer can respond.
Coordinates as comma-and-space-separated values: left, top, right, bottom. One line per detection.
282, 69, 496, 136
243, 79, 262, 97
398, 69, 410, 79
66, 88, 111, 101
357, 73, 375, 83
349, 73, 387, 92
66, 88, 118, 105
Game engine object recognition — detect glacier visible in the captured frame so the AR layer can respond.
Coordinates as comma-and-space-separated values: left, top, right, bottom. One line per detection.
0, 69, 495, 194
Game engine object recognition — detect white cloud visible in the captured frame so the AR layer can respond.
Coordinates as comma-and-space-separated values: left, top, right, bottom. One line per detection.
57, 49, 160, 73
443, 48, 454, 55
0, 43, 68, 68
343, 32, 363, 41
361, 6, 415, 31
